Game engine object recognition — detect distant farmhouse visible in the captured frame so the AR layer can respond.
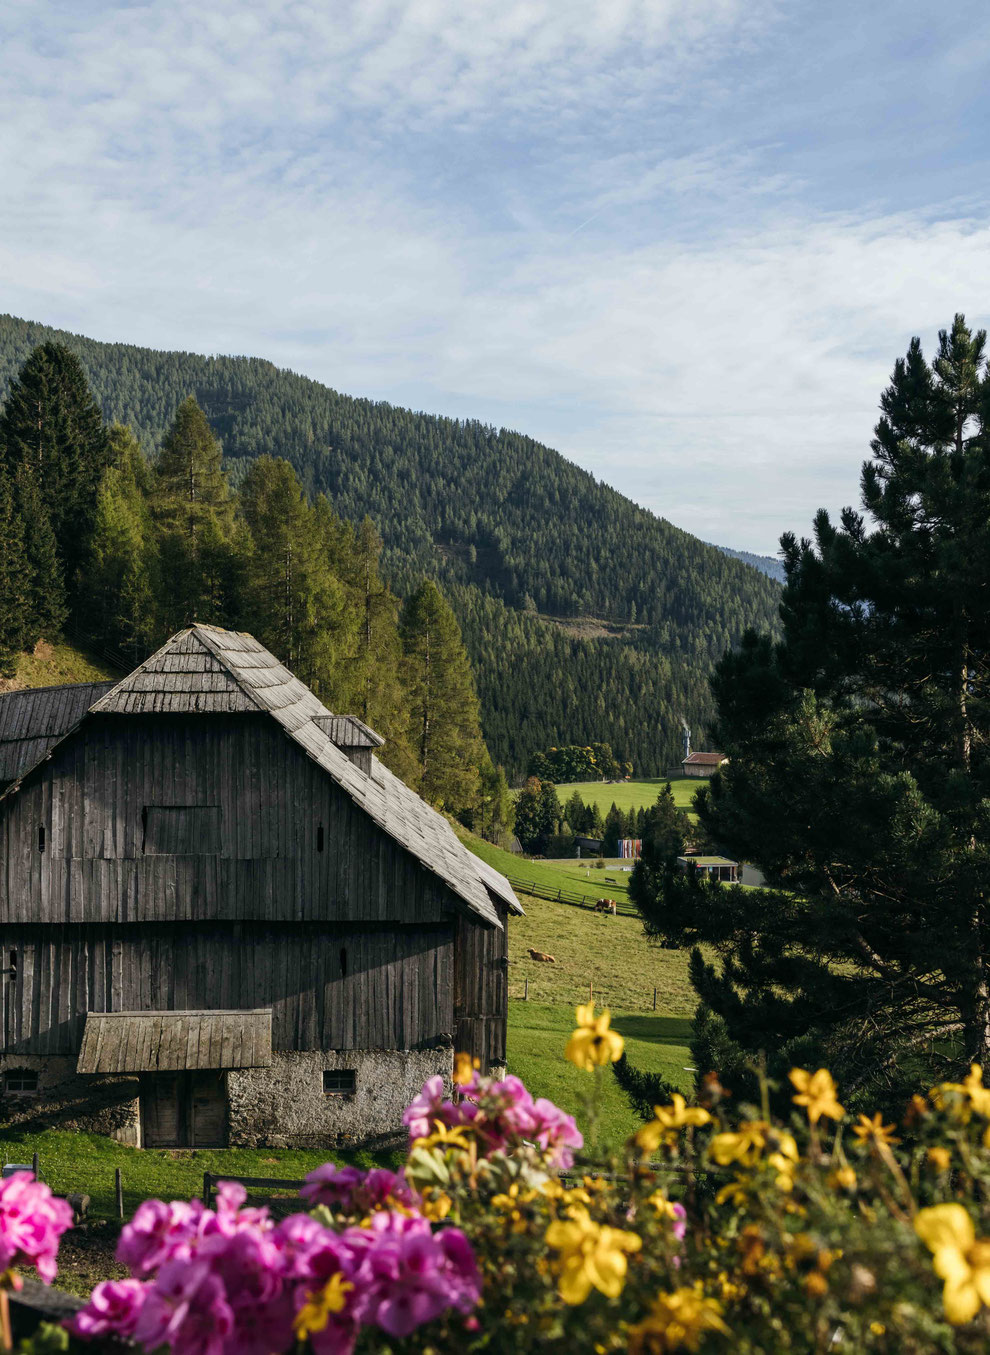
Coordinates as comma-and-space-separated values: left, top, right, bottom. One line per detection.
0, 626, 519, 1150
681, 751, 728, 778
677, 726, 727, 779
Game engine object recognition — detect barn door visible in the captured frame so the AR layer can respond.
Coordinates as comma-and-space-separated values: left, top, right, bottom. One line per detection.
189, 1073, 227, 1147
141, 1074, 182, 1148
140, 1072, 228, 1147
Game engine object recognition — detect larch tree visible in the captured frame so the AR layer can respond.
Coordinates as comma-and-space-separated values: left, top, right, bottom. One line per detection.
238, 456, 350, 700
399, 578, 486, 809
631, 314, 990, 1108
0, 341, 112, 595
150, 397, 238, 630
77, 426, 156, 660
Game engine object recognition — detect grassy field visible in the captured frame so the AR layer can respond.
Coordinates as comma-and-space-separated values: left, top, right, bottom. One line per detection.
505, 892, 695, 1012
508, 1002, 691, 1147
460, 830, 641, 905
0, 636, 120, 693
557, 776, 702, 819
0, 1130, 391, 1222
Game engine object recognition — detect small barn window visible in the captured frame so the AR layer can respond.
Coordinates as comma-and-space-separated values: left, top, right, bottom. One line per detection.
317, 824, 324, 853
323, 1070, 356, 1095
143, 806, 222, 856
38, 825, 45, 853
3, 1069, 38, 1095
339, 947, 348, 978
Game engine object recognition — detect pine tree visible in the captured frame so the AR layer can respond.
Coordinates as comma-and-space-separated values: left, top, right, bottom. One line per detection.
640, 784, 687, 860
477, 757, 515, 843
0, 341, 111, 594
400, 578, 486, 808
13, 461, 66, 640
150, 398, 237, 630
0, 469, 30, 676
632, 315, 990, 1107
603, 803, 626, 855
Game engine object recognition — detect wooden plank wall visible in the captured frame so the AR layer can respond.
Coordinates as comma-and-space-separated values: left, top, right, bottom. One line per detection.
0, 716, 464, 927
454, 900, 508, 1068
0, 923, 455, 1057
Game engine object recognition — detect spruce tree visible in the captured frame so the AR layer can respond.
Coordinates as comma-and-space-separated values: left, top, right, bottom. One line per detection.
632, 314, 990, 1107
0, 341, 112, 593
0, 469, 30, 676
400, 578, 486, 809
13, 462, 66, 641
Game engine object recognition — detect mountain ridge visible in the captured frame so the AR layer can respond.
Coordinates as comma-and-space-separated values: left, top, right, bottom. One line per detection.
0, 313, 781, 777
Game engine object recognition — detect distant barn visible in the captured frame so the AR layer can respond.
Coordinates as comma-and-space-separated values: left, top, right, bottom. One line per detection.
0, 626, 520, 1149
681, 751, 728, 778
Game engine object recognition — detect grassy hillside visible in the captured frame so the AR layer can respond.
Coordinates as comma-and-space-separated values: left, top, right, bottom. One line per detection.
0, 637, 120, 694
459, 829, 637, 906
503, 886, 696, 1145
0, 313, 781, 778
557, 776, 702, 819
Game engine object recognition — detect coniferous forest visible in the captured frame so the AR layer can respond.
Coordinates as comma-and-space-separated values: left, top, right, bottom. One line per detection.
0, 313, 781, 778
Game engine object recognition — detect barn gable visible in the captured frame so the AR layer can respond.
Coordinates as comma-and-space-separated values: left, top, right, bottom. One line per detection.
1, 626, 518, 926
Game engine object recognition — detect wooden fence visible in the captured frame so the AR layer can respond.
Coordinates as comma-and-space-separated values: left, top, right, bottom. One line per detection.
500, 870, 639, 917
202, 1171, 307, 1209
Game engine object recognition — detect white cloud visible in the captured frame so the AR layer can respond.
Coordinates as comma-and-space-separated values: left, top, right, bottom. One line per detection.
1, 1, 989, 553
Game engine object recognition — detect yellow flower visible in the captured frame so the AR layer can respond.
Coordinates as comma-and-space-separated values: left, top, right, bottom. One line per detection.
927, 1146, 952, 1172
453, 1051, 480, 1086
915, 1204, 990, 1325
852, 1112, 899, 1146
827, 1165, 857, 1191
709, 1121, 768, 1168
932, 1065, 990, 1121
293, 1273, 354, 1338
634, 1095, 711, 1153
766, 1132, 800, 1192
419, 1189, 453, 1221
789, 1068, 845, 1124
565, 1003, 624, 1070
627, 1285, 730, 1353
545, 1206, 641, 1304
412, 1119, 474, 1153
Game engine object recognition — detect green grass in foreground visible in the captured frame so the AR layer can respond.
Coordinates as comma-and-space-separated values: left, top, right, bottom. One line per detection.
507, 1002, 691, 1147
557, 777, 702, 820
0, 1130, 392, 1221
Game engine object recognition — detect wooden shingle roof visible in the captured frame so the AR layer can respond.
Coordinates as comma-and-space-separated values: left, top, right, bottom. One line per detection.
0, 682, 116, 788
77, 1009, 273, 1073
4, 626, 520, 926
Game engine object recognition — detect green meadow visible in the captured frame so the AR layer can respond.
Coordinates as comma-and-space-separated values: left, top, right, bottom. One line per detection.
556, 776, 702, 819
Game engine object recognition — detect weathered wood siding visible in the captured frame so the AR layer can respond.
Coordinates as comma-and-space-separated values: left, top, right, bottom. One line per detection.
0, 715, 465, 926
0, 923, 455, 1057
454, 900, 508, 1069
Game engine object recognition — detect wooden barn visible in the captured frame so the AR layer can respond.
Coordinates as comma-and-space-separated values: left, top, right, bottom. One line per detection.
680, 751, 728, 778
0, 626, 520, 1149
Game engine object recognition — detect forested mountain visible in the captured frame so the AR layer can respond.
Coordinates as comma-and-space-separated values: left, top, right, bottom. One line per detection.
0, 314, 781, 776
714, 545, 785, 584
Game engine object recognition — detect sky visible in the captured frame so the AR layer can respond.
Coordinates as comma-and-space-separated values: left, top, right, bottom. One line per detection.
2, 1, 989, 554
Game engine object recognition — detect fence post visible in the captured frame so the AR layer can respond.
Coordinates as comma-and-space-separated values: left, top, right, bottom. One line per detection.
524, 978, 529, 1001
653, 987, 657, 1011
202, 1172, 212, 1209
31, 1152, 39, 1180
115, 1167, 123, 1219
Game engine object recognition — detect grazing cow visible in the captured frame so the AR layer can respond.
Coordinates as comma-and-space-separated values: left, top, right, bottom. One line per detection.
594, 898, 617, 915
528, 948, 556, 963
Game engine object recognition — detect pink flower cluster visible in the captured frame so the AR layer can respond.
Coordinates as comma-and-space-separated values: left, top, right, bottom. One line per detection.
0, 1172, 73, 1283
299, 1163, 416, 1215
404, 1070, 583, 1169
70, 1179, 480, 1355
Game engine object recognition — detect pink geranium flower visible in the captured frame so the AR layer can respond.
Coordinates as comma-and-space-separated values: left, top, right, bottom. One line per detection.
0, 1173, 73, 1283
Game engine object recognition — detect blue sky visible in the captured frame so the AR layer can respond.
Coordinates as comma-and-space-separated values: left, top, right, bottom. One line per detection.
2, 1, 989, 552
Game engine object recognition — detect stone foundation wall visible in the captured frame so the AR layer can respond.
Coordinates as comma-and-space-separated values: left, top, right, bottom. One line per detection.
0, 1055, 140, 1145
227, 1047, 453, 1149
